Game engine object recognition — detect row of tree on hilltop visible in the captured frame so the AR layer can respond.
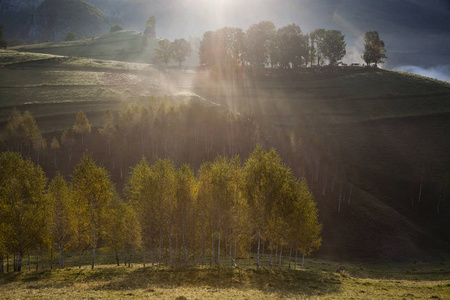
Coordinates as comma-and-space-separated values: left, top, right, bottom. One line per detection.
195, 21, 386, 73
0, 147, 321, 272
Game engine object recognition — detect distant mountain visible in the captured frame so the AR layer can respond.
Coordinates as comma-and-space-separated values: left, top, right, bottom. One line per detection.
25, 0, 109, 42
0, 0, 109, 42
0, 0, 43, 13
0, 0, 43, 40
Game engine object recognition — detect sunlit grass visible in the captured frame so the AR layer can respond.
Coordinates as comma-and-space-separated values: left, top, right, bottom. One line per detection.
1, 255, 448, 299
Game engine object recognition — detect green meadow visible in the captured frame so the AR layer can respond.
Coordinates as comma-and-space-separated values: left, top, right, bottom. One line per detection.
1, 254, 449, 299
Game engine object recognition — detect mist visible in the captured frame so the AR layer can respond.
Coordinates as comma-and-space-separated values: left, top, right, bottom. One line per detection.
393, 65, 450, 83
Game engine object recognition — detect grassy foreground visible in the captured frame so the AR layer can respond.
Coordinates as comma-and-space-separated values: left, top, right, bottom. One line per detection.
0, 258, 449, 299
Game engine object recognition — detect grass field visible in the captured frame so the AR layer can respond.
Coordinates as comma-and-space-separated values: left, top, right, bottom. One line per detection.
0, 49, 180, 132
1, 256, 449, 299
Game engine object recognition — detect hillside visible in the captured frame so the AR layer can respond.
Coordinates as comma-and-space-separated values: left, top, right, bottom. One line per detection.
11, 30, 156, 63
1, 49, 449, 260
192, 67, 450, 257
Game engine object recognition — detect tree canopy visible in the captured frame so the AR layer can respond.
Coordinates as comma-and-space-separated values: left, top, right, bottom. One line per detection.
0, 24, 7, 49
199, 22, 348, 72
71, 153, 113, 269
362, 31, 386, 67
155, 39, 173, 66
0, 152, 47, 271
144, 16, 156, 38
171, 38, 192, 67
245, 21, 276, 68
319, 30, 346, 65
73, 111, 91, 146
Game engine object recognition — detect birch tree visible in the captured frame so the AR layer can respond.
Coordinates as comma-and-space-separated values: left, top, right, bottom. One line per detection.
72, 153, 113, 269
50, 136, 60, 169
210, 156, 235, 266
98, 109, 116, 156
175, 164, 196, 266
243, 146, 292, 268
61, 128, 75, 162
290, 179, 322, 269
0, 152, 47, 272
104, 193, 141, 266
48, 173, 74, 269
196, 162, 215, 265
126, 157, 157, 267
73, 111, 91, 146
150, 159, 176, 267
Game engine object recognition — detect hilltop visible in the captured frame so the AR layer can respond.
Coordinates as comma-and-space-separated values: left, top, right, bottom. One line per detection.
1, 49, 449, 260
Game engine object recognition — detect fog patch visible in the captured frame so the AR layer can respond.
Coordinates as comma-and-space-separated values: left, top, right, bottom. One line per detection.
393, 65, 450, 83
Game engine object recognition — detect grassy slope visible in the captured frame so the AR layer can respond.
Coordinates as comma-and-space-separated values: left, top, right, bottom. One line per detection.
0, 49, 449, 259
192, 68, 450, 256
0, 49, 164, 132
0, 258, 448, 299
11, 30, 156, 63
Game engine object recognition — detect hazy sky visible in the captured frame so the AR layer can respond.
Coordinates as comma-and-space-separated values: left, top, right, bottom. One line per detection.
151, 0, 450, 39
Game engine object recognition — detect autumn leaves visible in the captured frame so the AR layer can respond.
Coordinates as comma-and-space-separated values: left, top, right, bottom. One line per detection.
0, 146, 321, 271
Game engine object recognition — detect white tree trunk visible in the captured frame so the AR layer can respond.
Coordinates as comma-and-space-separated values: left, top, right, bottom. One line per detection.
302, 253, 305, 270
91, 205, 96, 269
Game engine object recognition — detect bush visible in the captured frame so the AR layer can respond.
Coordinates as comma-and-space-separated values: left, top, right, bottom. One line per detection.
110, 25, 123, 33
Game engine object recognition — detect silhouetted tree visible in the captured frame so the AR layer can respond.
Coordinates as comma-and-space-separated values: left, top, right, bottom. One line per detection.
155, 39, 173, 66
311, 29, 326, 66
0, 25, 7, 49
277, 24, 307, 68
110, 25, 123, 33
199, 31, 215, 68
362, 31, 386, 67
144, 16, 156, 39
320, 30, 346, 66
171, 38, 192, 67
246, 21, 276, 69
199, 27, 245, 75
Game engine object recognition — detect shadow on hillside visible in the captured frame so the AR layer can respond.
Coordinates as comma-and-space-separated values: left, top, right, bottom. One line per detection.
92, 266, 342, 297
0, 269, 53, 285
